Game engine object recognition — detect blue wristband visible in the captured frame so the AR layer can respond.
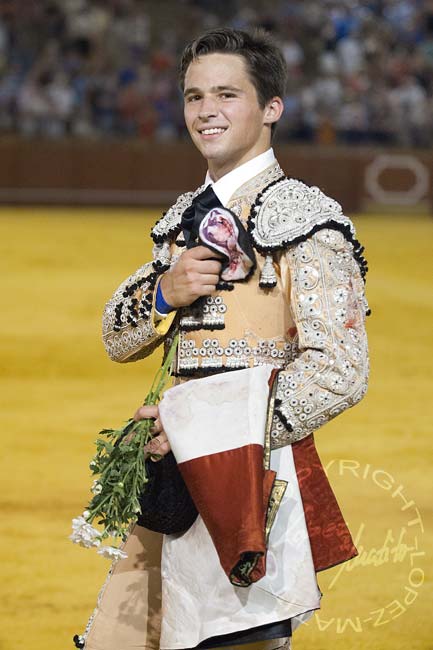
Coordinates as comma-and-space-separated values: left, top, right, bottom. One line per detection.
155, 281, 174, 314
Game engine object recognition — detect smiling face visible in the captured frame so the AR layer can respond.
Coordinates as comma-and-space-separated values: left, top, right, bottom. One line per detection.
183, 53, 282, 180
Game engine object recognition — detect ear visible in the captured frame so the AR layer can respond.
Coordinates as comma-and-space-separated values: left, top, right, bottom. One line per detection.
263, 96, 284, 126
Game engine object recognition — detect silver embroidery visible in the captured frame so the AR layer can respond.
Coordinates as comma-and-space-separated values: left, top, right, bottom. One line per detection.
104, 318, 161, 363
79, 562, 115, 647
270, 413, 291, 449
177, 333, 297, 374
229, 202, 242, 217
102, 168, 368, 455
151, 184, 206, 242
152, 239, 172, 266
250, 178, 356, 251
179, 295, 227, 330
103, 260, 164, 362
230, 162, 284, 201
102, 165, 290, 365
79, 523, 134, 647
153, 164, 284, 245
227, 163, 284, 224
260, 253, 278, 287
274, 229, 369, 443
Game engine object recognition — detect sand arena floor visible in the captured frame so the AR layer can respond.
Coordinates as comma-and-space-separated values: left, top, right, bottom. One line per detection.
0, 207, 431, 650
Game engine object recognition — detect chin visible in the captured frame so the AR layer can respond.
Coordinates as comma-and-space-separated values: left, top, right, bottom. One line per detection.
193, 137, 226, 157
203, 144, 235, 160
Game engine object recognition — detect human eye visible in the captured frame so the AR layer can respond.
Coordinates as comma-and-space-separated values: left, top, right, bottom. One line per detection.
220, 92, 236, 99
186, 94, 201, 103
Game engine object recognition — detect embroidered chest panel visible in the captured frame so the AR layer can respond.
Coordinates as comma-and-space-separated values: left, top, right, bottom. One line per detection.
176, 330, 299, 376
151, 169, 368, 378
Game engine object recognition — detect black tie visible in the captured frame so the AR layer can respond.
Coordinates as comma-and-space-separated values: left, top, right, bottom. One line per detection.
181, 185, 223, 249
180, 185, 256, 282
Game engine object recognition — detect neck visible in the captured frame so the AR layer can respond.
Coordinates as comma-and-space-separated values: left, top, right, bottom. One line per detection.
207, 145, 272, 182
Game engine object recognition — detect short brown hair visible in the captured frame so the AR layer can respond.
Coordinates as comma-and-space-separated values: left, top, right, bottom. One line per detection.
179, 27, 287, 112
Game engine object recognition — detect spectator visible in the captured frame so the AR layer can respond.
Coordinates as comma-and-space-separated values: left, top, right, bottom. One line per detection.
337, 89, 369, 143
0, 0, 432, 147
388, 74, 429, 145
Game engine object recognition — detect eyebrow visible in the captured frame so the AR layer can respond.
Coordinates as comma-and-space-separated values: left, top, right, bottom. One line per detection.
183, 85, 243, 97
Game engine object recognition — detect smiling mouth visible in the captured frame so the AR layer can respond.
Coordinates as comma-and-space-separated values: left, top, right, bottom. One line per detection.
198, 127, 227, 136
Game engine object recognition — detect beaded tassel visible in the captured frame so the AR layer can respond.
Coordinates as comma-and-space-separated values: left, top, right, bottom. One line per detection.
157, 240, 172, 266
259, 254, 277, 288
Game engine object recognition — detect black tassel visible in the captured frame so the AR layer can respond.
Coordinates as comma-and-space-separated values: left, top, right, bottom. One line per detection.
73, 634, 85, 648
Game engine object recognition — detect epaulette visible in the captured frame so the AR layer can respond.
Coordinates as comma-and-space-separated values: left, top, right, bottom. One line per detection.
247, 177, 368, 281
151, 184, 207, 244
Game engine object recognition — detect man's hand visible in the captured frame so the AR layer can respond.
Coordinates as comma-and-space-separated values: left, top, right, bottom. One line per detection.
159, 245, 223, 308
133, 405, 171, 462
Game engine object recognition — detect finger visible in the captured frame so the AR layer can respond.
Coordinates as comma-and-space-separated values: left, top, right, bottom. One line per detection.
151, 418, 163, 434
196, 274, 220, 286
196, 284, 220, 296
190, 245, 224, 260
144, 437, 161, 455
150, 439, 171, 461
144, 432, 167, 454
133, 405, 159, 421
197, 261, 223, 274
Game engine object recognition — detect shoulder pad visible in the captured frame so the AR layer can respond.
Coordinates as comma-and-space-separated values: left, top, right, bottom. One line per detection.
248, 177, 356, 252
151, 184, 206, 243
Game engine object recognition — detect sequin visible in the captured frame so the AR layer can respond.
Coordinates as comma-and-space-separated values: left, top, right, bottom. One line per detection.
102, 260, 166, 362
274, 229, 369, 444
180, 296, 226, 330
102, 167, 369, 453
176, 334, 296, 376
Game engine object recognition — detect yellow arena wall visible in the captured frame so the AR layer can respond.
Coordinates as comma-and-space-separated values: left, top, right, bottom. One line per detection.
0, 207, 432, 650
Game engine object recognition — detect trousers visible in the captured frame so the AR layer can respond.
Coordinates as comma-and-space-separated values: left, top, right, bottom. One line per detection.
84, 525, 291, 650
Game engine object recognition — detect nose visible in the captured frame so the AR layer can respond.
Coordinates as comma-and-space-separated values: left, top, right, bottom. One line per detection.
198, 95, 218, 120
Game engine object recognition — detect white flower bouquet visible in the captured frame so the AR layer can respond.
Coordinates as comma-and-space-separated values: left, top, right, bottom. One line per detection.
69, 335, 178, 560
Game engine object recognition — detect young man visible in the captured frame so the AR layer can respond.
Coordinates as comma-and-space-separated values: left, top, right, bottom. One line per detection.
82, 28, 369, 650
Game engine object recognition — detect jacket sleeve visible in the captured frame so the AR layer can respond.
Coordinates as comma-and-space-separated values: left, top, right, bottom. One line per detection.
102, 242, 176, 363
270, 227, 369, 445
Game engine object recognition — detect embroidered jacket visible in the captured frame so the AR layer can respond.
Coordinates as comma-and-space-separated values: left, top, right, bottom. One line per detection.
102, 162, 369, 447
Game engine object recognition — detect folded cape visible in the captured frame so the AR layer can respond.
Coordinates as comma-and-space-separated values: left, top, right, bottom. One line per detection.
158, 365, 274, 586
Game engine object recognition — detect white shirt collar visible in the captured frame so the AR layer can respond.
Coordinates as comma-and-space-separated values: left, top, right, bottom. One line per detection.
204, 148, 276, 206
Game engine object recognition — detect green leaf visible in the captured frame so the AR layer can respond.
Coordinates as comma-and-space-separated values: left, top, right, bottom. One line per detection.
78, 334, 178, 542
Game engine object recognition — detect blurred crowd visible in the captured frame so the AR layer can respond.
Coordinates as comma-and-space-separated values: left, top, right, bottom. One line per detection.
1, 0, 433, 147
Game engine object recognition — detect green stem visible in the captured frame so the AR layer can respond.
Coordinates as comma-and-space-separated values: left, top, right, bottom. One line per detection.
145, 334, 179, 404
84, 334, 179, 539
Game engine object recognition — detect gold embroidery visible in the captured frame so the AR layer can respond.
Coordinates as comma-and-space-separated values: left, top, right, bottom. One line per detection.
263, 374, 287, 543
266, 480, 288, 544
263, 378, 277, 470
230, 162, 284, 202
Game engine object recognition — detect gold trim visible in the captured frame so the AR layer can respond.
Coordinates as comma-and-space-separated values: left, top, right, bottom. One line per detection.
263, 377, 287, 542
263, 378, 277, 471
266, 479, 287, 543
229, 162, 284, 202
